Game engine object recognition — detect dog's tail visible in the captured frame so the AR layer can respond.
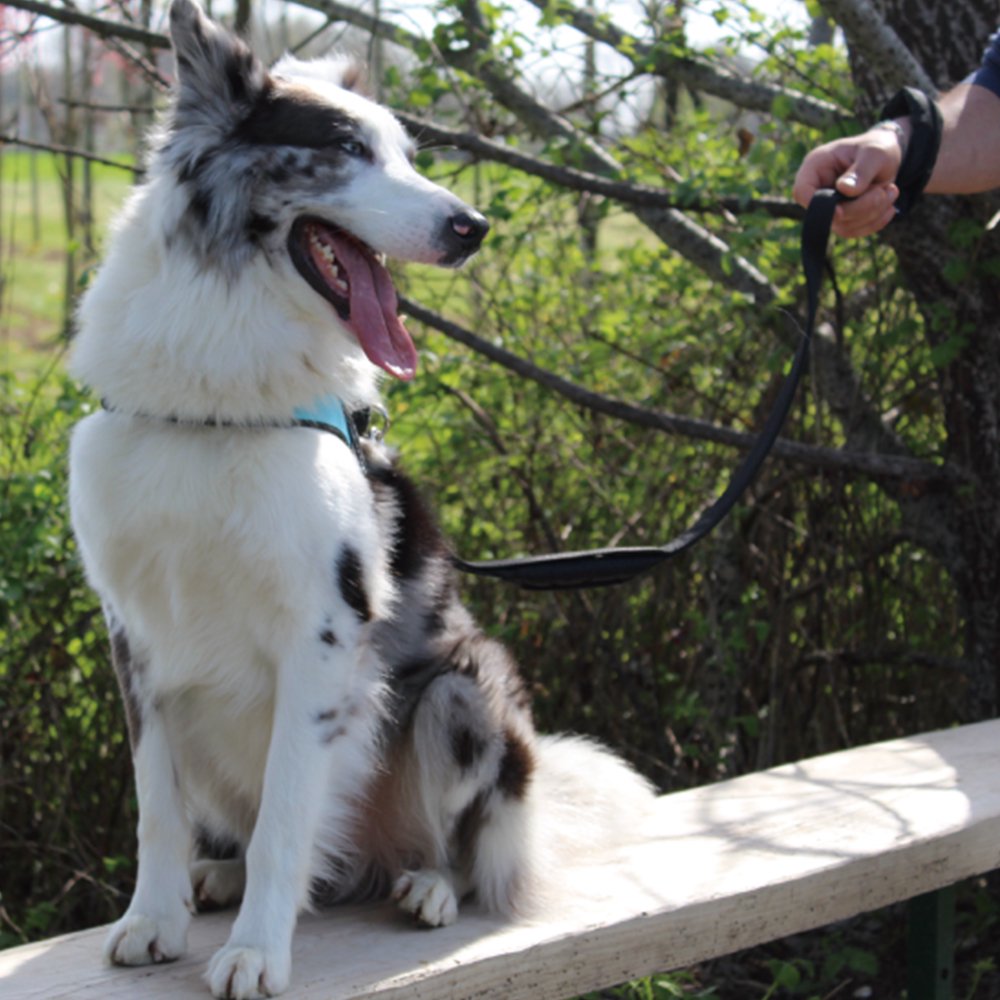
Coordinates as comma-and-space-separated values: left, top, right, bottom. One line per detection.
512, 734, 658, 913
534, 733, 657, 848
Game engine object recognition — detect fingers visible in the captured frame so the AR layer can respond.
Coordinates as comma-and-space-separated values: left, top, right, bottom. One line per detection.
793, 129, 905, 238
791, 146, 847, 209
830, 184, 899, 238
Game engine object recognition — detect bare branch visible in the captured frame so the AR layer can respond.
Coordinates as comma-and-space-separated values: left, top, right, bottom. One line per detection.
3, 0, 171, 89
817, 0, 937, 95
398, 294, 960, 486
398, 113, 804, 220
523, 0, 846, 128
3, 0, 169, 50
286, 0, 421, 52
0, 133, 142, 174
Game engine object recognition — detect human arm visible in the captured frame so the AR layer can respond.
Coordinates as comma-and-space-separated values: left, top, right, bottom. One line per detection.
793, 38, 1000, 237
925, 82, 1000, 195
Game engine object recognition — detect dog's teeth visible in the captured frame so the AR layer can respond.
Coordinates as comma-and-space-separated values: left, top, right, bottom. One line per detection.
308, 235, 350, 296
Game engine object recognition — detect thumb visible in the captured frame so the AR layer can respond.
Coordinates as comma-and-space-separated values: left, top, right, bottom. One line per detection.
835, 146, 895, 197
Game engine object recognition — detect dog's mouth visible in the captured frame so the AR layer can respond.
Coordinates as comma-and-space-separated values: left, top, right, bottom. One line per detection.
288, 217, 417, 381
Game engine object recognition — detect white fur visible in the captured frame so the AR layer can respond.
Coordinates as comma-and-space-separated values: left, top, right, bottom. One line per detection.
69, 3, 655, 997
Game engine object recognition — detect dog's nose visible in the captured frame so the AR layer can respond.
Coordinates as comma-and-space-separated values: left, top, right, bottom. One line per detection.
438, 208, 490, 265
450, 210, 490, 246
443, 209, 489, 258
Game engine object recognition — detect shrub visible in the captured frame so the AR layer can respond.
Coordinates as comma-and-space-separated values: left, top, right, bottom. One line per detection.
0, 370, 134, 947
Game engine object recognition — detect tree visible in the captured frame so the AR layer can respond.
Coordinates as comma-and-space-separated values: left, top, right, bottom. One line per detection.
3, 0, 996, 768
5, 1, 1000, 969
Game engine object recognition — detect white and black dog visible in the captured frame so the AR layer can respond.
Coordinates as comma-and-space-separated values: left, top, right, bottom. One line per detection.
68, 1, 654, 996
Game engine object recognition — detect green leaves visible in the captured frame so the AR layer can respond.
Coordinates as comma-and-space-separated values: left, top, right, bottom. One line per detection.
1, 370, 133, 946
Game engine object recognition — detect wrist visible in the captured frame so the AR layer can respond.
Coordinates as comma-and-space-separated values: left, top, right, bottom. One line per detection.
873, 117, 911, 160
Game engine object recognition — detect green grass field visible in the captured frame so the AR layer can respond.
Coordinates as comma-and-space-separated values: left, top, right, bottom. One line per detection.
0, 151, 134, 375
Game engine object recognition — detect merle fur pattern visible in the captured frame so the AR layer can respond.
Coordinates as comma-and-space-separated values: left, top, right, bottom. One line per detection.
67, 3, 654, 997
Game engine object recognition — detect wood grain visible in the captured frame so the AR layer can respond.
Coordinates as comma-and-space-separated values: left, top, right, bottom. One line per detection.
3, 720, 998, 999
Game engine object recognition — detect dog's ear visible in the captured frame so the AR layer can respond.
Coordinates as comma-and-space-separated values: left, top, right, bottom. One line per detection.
331, 57, 368, 95
168, 0, 268, 126
270, 54, 370, 97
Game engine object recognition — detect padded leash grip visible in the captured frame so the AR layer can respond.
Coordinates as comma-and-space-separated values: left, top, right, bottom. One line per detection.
878, 87, 943, 216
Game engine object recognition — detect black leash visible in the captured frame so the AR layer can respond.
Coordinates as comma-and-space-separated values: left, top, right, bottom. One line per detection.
450, 187, 844, 590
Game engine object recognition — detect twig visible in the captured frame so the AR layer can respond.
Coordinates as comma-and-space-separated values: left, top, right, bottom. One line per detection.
397, 112, 803, 220
522, 0, 846, 129
4, 0, 169, 49
0, 133, 142, 174
398, 293, 961, 486
56, 97, 153, 114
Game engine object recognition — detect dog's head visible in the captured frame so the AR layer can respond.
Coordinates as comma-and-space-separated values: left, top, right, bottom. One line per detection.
159, 0, 488, 380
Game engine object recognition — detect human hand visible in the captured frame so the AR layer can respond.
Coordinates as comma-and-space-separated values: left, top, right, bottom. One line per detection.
792, 125, 907, 238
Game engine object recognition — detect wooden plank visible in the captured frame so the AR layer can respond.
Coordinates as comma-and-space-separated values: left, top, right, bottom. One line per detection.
3, 720, 999, 999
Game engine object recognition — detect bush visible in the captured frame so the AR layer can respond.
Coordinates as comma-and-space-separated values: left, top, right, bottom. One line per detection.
0, 370, 135, 947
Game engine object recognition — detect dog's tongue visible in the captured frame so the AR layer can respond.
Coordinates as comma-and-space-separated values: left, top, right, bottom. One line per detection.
329, 231, 417, 381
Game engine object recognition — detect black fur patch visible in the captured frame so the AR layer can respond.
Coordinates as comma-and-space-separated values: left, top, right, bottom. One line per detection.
236, 81, 361, 151
337, 547, 371, 622
453, 791, 488, 868
223, 48, 257, 106
319, 628, 338, 646
189, 189, 212, 224
248, 212, 278, 237
497, 730, 534, 799
394, 656, 436, 681
451, 725, 486, 771
367, 462, 446, 580
109, 626, 144, 752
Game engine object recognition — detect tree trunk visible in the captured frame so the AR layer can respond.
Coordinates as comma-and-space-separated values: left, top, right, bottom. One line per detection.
849, 0, 1000, 719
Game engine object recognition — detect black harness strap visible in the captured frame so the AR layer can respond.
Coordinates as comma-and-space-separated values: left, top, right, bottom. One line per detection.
450, 188, 843, 590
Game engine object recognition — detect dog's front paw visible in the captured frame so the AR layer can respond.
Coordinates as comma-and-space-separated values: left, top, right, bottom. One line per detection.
192, 858, 246, 910
103, 910, 188, 965
207, 943, 289, 999
392, 869, 459, 927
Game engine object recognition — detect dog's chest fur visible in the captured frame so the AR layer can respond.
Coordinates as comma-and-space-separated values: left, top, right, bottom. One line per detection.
71, 413, 390, 744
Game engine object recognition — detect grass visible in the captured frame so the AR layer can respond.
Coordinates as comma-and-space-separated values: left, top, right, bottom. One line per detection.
0, 151, 133, 376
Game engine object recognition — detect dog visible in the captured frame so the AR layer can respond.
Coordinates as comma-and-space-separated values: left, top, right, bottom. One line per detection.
68, 1, 655, 996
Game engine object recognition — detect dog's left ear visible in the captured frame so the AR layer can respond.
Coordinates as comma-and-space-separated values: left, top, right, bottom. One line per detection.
169, 0, 268, 127
270, 53, 370, 96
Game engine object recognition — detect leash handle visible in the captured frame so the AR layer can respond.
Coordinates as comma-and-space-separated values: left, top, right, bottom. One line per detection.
452, 189, 844, 590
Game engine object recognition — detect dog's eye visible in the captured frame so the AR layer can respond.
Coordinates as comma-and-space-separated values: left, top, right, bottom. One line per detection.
339, 139, 368, 158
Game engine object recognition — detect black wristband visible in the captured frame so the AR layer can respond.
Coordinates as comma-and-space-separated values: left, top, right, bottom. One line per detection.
878, 86, 943, 215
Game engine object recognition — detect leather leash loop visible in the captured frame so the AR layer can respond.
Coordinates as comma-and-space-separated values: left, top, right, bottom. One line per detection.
452, 188, 844, 590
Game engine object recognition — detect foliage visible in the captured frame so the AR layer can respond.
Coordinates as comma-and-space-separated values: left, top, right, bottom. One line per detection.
383, 87, 965, 786
0, 152, 132, 354
1, 0, 998, 994
0, 368, 133, 946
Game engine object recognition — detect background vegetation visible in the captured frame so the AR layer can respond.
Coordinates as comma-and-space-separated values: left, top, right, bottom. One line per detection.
2, 0, 999, 995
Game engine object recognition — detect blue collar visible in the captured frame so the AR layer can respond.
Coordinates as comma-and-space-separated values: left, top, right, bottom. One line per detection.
294, 394, 354, 442
294, 394, 366, 466
102, 393, 367, 466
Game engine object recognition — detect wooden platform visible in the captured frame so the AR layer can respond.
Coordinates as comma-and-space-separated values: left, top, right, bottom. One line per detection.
3, 721, 999, 999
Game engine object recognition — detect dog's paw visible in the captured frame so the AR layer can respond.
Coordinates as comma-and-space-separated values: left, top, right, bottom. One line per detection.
103, 911, 188, 965
191, 858, 246, 911
392, 869, 459, 928
207, 943, 289, 999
